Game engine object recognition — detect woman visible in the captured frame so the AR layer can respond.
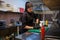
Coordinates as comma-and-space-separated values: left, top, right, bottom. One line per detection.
21, 2, 40, 33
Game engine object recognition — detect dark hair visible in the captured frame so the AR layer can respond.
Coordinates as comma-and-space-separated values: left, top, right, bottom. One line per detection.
25, 2, 33, 12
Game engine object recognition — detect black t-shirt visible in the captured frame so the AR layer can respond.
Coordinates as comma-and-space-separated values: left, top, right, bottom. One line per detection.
20, 12, 37, 33
22, 12, 37, 27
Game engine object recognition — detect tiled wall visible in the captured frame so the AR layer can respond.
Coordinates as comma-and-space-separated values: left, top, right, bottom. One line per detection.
0, 11, 21, 25
45, 14, 53, 21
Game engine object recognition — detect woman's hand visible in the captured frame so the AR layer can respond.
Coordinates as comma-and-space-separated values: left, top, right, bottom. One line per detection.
36, 19, 39, 24
24, 25, 33, 29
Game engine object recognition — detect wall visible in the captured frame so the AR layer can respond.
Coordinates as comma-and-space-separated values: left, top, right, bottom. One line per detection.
0, 11, 21, 25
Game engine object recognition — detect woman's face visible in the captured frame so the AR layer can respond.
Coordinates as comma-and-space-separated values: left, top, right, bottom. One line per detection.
26, 2, 33, 13
27, 7, 33, 13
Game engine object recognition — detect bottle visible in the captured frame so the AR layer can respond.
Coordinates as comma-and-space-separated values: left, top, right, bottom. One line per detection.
41, 23, 45, 40
46, 19, 48, 27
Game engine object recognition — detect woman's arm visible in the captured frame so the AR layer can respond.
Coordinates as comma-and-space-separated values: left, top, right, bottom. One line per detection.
24, 25, 33, 29
24, 18, 40, 29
